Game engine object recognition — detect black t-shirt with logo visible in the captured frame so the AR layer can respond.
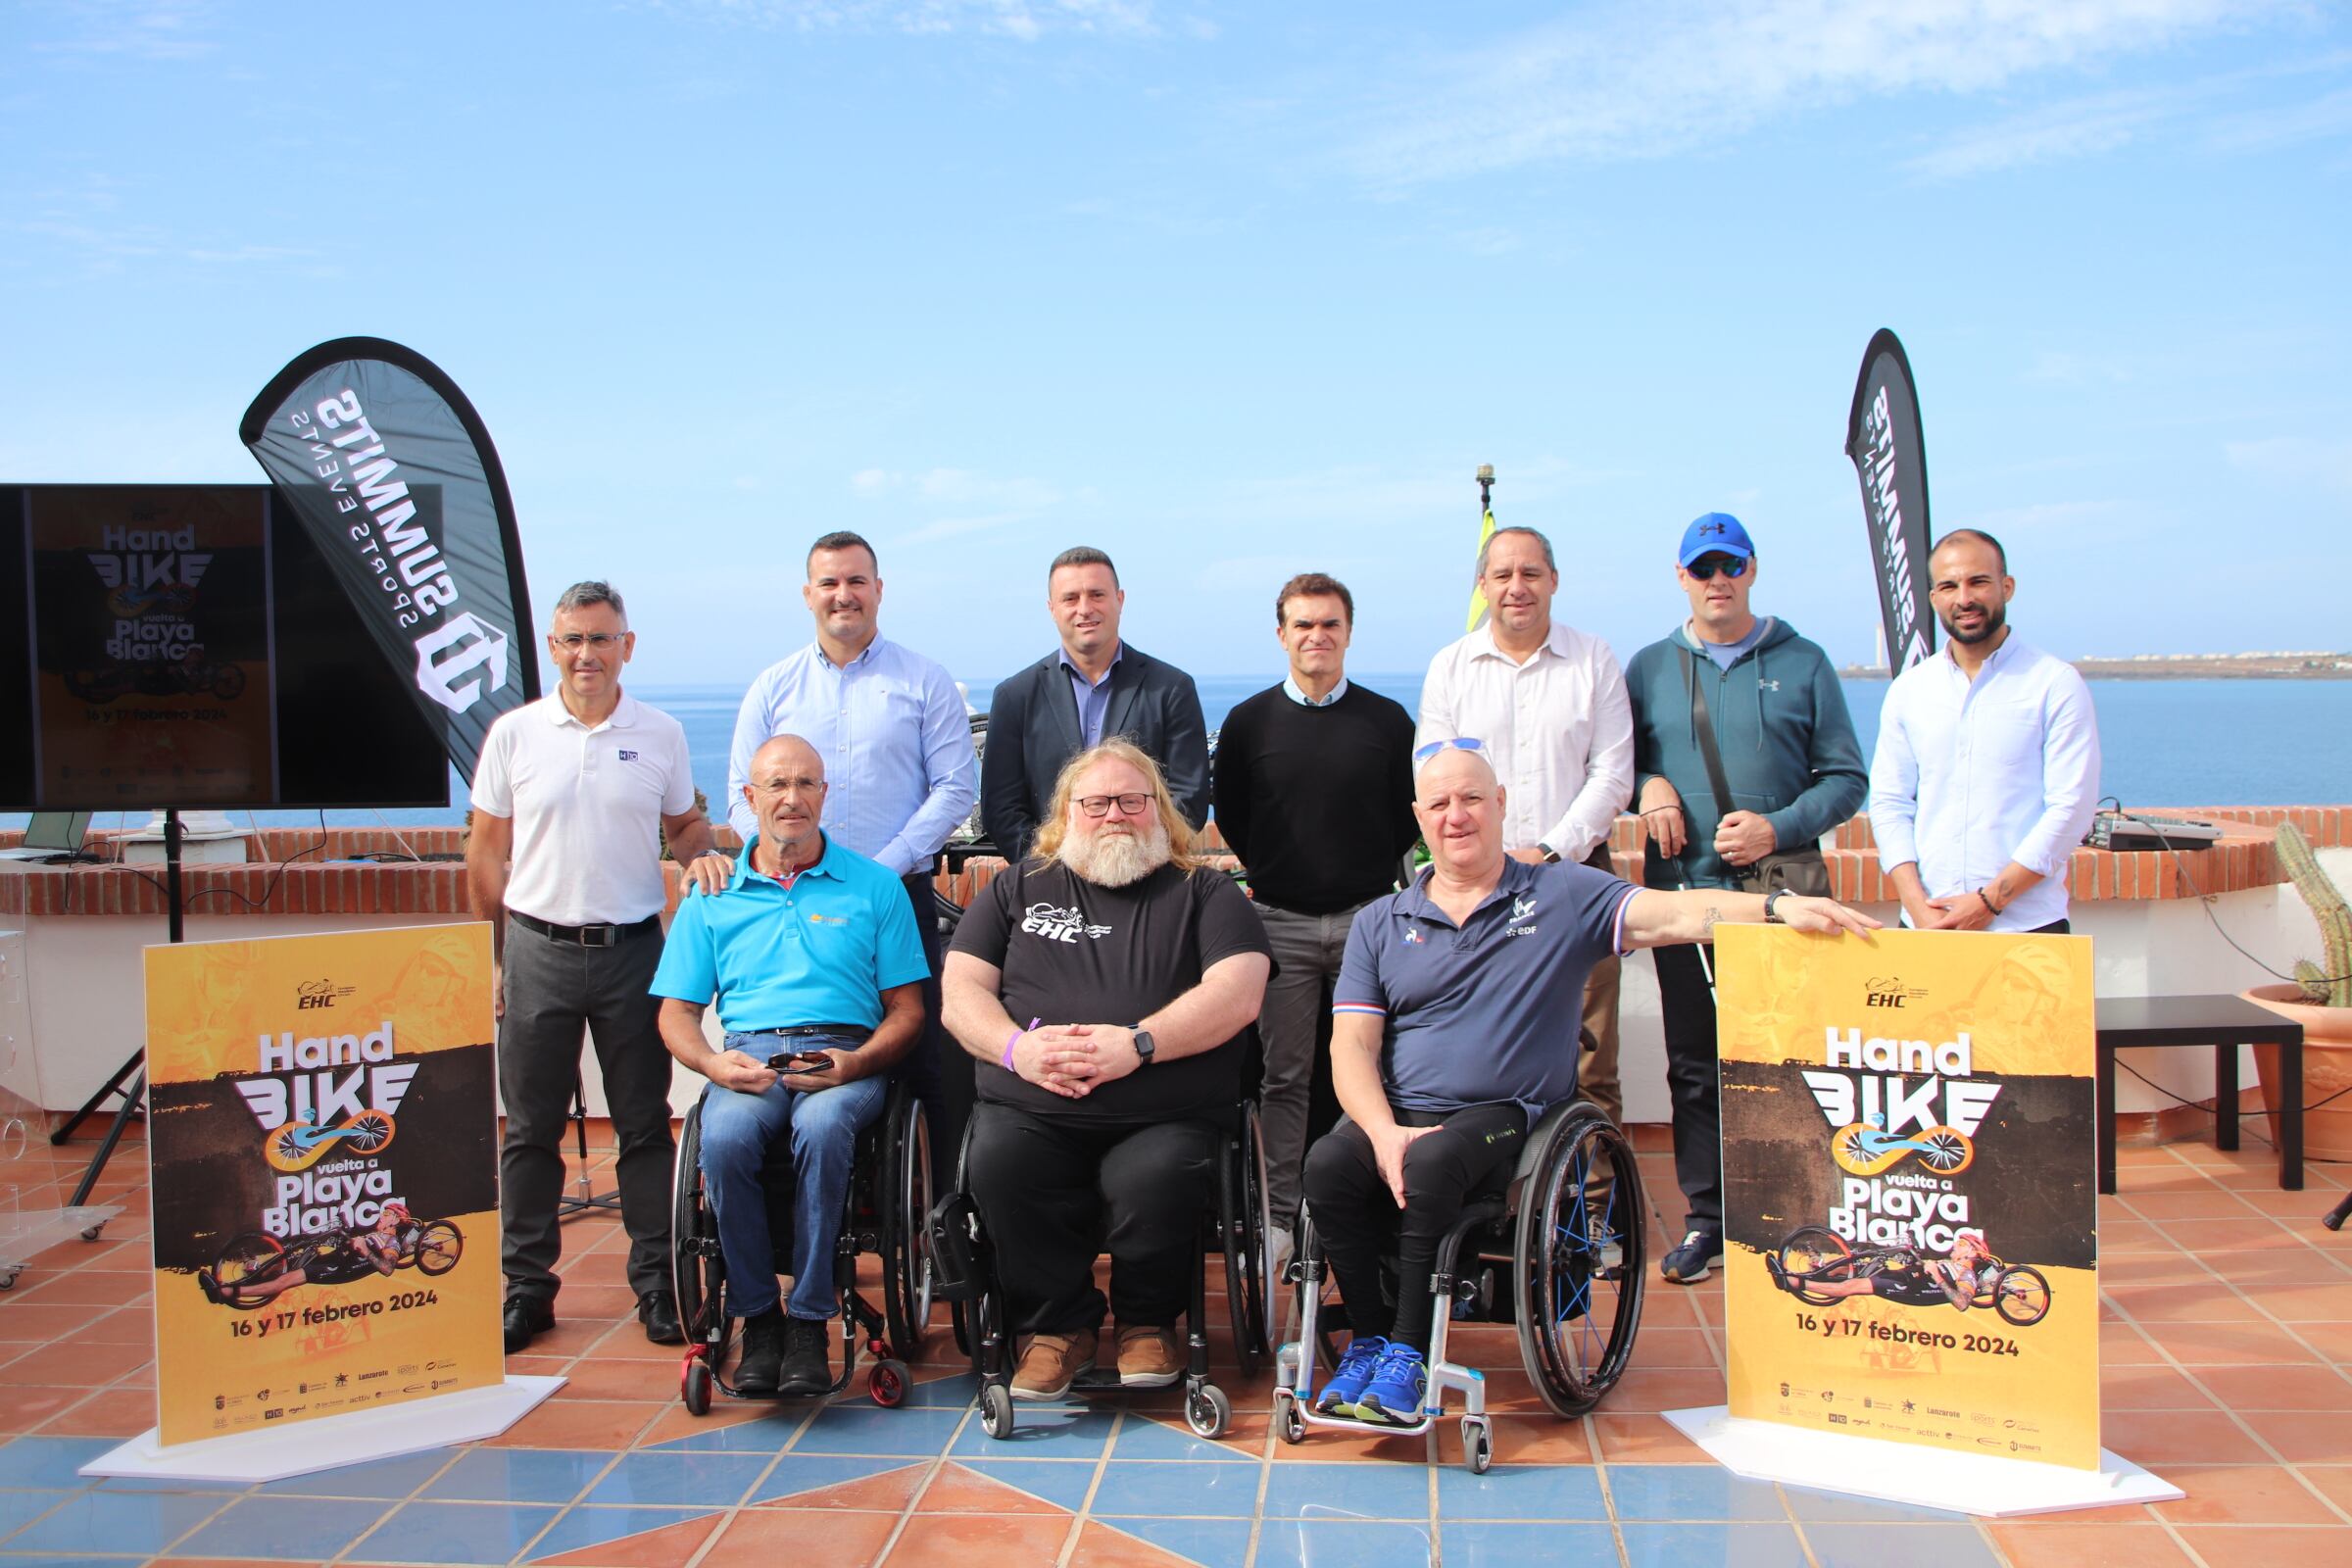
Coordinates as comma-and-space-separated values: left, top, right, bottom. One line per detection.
949, 859, 1272, 1120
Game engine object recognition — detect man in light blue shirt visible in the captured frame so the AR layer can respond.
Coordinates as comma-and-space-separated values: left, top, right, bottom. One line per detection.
656, 734, 929, 1397
1868, 529, 2101, 934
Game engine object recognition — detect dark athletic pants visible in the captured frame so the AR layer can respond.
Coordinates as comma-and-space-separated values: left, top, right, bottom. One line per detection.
965, 1102, 1217, 1337
1301, 1102, 1529, 1354
499, 918, 675, 1303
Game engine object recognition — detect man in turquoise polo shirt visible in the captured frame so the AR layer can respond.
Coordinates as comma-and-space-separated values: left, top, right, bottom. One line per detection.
654, 734, 928, 1396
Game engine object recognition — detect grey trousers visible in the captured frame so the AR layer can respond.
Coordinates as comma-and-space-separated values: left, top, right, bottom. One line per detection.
1255, 900, 1367, 1224
498, 918, 676, 1303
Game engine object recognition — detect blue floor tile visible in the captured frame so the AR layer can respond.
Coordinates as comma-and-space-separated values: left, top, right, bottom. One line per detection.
644, 1413, 810, 1452
946, 1406, 1115, 1459
1108, 1420, 1252, 1463
749, 1454, 924, 1505
526, 1505, 717, 1562
6, 1492, 225, 1556
1106, 1517, 1255, 1566
351, 1500, 564, 1565
582, 1452, 767, 1508
1253, 1519, 1437, 1568
956, 1458, 1100, 1512
1805, 1522, 2002, 1568
0, 1439, 119, 1491
802, 1404, 971, 1457
1435, 1463, 1607, 1521
0, 1490, 72, 1539
1622, 1523, 1809, 1568
1781, 1484, 1971, 1523
421, 1448, 611, 1504
1607, 1464, 1787, 1521
1261, 1463, 1430, 1521
903, 1372, 980, 1408
1090, 1460, 1262, 1518
1443, 1522, 1618, 1566
172, 1495, 385, 1561
257, 1447, 461, 1497
93, 1476, 246, 1494
0, 1558, 149, 1567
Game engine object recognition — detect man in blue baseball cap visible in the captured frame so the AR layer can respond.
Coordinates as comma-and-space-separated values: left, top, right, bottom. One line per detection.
1623, 513, 1867, 1287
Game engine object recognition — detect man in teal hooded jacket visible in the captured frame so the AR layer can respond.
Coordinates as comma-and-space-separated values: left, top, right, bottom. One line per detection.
1624, 514, 1866, 1285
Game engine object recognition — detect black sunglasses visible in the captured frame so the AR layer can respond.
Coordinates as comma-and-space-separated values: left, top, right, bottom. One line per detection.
1686, 554, 1750, 581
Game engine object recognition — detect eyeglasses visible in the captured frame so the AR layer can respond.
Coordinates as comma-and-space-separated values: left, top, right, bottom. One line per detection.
1076, 793, 1152, 818
1412, 736, 1488, 763
1685, 555, 1749, 581
553, 633, 623, 650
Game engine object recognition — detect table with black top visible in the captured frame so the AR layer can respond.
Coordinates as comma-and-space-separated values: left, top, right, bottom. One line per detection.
2096, 994, 2304, 1194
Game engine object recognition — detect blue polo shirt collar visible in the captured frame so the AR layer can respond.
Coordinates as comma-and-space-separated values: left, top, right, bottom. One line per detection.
1393, 855, 1536, 932
731, 831, 846, 891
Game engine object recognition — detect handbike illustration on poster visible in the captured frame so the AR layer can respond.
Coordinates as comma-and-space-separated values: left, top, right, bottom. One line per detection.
143, 924, 502, 1448
1715, 925, 2099, 1472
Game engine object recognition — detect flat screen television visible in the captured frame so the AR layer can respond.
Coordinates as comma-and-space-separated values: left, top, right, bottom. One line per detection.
1, 484, 452, 810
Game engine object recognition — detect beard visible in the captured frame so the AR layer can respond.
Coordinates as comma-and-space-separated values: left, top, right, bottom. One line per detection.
1938, 598, 2007, 646
1060, 817, 1172, 888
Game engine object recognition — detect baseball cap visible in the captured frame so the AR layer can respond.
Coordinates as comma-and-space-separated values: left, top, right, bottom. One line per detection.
1679, 512, 1754, 567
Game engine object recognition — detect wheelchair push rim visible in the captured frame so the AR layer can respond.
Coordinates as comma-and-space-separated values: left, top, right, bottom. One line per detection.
1512, 1105, 1646, 1419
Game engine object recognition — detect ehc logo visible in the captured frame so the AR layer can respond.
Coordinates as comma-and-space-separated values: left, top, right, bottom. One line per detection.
1020, 904, 1111, 944
1864, 976, 1928, 1009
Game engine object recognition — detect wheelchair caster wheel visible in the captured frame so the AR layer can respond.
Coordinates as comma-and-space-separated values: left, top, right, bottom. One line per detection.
978, 1382, 1015, 1440
681, 1357, 712, 1416
1462, 1418, 1493, 1474
1274, 1392, 1306, 1446
80, 1226, 103, 1242
1185, 1383, 1233, 1440
868, 1358, 909, 1408
0, 1271, 16, 1292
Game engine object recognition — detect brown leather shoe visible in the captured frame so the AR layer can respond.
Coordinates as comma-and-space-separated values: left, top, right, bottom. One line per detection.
1010, 1330, 1096, 1401
1115, 1324, 1184, 1388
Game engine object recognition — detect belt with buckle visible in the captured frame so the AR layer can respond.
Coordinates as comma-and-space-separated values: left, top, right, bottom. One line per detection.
742, 1023, 866, 1039
509, 911, 661, 948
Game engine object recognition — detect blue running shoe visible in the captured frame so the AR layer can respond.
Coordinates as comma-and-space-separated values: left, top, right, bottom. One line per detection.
1314, 1335, 1388, 1416
1354, 1342, 1428, 1426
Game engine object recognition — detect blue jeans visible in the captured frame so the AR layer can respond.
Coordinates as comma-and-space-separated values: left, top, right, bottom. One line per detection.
700, 1031, 887, 1321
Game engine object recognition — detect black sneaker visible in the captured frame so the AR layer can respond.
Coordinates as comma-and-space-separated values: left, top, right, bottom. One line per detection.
1660, 1230, 1724, 1285
735, 1310, 787, 1396
503, 1293, 556, 1352
638, 1290, 683, 1346
778, 1316, 833, 1396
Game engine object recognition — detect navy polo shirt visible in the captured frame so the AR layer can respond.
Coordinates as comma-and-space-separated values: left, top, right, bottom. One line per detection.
650, 833, 930, 1032
1334, 857, 1638, 1118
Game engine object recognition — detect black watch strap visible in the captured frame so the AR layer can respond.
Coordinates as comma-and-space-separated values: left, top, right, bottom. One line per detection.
1131, 1027, 1155, 1065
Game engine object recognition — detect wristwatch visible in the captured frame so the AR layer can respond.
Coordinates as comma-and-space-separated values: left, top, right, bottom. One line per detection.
1535, 843, 1562, 863
1763, 888, 1792, 924
1131, 1028, 1156, 1066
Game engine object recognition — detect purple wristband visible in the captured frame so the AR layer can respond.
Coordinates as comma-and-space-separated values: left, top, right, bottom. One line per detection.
1002, 1028, 1023, 1071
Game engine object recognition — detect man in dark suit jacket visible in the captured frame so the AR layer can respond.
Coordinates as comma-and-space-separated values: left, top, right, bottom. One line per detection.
981, 547, 1212, 862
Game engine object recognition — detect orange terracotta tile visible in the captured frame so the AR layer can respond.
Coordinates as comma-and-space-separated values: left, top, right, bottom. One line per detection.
916, 1461, 1069, 1516
2099, 1327, 2166, 1365
553, 1356, 682, 1401
79, 1307, 158, 1346
2102, 1408, 2272, 1466
1065, 1520, 1202, 1568
1627, 1327, 1724, 1368
2124, 1190, 2264, 1221
13, 1268, 152, 1306
710, 1507, 898, 1567
482, 1396, 659, 1449
2104, 1285, 2266, 1324
2254, 1284, 2352, 1323
1983, 1521, 2195, 1565
35, 1386, 158, 1437
0, 1386, 85, 1434
1591, 1412, 1711, 1462
2242, 1410, 2352, 1464
2192, 1363, 2352, 1411
1269, 1414, 1427, 1463
1595, 1367, 1727, 1413
636, 1397, 808, 1448
2098, 1364, 2218, 1410
882, 1512, 1073, 1565
2171, 1525, 2352, 1567
2294, 1322, 2352, 1363
2149, 1463, 2345, 1525
0, 1300, 104, 1339
2295, 1465, 2352, 1515
2159, 1321, 2328, 1365
762, 1463, 930, 1513
535, 1512, 724, 1568
1432, 1414, 1592, 1466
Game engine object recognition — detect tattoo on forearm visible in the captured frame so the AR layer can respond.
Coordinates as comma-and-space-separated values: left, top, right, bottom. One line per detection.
1703, 906, 1722, 936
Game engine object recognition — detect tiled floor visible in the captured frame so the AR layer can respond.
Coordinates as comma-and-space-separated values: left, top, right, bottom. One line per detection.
3, 1129, 2349, 1566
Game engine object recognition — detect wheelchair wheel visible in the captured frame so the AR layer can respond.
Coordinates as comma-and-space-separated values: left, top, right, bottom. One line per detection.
671, 1101, 729, 1355
1219, 1102, 1274, 1377
882, 1090, 935, 1362
949, 1117, 976, 1357
979, 1380, 1015, 1440
214, 1233, 288, 1310
1992, 1265, 2052, 1327
1777, 1227, 1851, 1306
1512, 1103, 1646, 1418
411, 1221, 463, 1277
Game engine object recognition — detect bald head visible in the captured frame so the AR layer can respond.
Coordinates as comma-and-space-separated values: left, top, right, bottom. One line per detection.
744, 734, 828, 862
751, 734, 824, 787
1413, 742, 1497, 802
1411, 743, 1506, 881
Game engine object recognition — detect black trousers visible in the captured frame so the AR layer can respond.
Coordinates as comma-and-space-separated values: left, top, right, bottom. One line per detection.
964, 1102, 1217, 1337
1300, 1102, 1528, 1353
1654, 941, 1725, 1237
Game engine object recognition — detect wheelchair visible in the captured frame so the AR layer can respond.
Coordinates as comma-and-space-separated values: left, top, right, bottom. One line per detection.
1272, 1097, 1647, 1472
928, 1097, 1275, 1443
670, 1077, 934, 1413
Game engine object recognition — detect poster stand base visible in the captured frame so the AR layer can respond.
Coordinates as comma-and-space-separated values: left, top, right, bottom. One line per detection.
1662, 1405, 2182, 1518
78, 1375, 564, 1486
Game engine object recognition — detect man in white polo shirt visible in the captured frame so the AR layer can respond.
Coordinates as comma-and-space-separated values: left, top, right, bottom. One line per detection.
1416, 525, 1635, 1125
1869, 529, 2101, 934
467, 580, 714, 1353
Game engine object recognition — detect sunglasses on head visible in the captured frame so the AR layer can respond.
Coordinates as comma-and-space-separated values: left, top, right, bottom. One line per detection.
1685, 553, 1749, 581
1412, 736, 1487, 763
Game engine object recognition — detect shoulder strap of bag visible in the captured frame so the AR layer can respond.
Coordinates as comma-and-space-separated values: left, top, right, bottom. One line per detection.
1680, 643, 1738, 818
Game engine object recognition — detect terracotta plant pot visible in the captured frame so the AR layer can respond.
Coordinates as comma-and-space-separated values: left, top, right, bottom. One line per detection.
2242, 984, 2352, 1163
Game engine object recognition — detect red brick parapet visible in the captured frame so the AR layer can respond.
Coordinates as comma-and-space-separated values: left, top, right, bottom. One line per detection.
0, 808, 2340, 919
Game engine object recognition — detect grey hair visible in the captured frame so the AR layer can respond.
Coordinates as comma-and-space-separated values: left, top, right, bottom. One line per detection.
1475, 525, 1556, 577
554, 580, 625, 619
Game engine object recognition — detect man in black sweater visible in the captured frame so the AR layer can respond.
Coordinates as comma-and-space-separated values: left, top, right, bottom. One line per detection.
1212, 572, 1420, 1229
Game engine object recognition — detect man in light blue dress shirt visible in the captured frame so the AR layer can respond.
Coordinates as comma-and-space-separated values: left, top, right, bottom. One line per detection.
1868, 529, 2101, 934
707, 531, 978, 1136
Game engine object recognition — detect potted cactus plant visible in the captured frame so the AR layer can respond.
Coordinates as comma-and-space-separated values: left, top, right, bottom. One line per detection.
2243, 822, 2352, 1161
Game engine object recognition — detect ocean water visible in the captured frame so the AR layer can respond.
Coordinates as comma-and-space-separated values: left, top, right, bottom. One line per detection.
9, 674, 2349, 836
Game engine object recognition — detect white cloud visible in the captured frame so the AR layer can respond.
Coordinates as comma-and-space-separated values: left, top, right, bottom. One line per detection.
1345, 0, 2302, 185
30, 0, 220, 60
659, 0, 1161, 39
2225, 436, 2352, 493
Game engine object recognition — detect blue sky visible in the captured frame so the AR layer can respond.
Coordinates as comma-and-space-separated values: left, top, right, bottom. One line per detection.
4, 0, 2347, 693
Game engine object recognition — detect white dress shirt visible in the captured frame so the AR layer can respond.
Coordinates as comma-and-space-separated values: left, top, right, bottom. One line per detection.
1416, 620, 1635, 861
1867, 632, 2101, 932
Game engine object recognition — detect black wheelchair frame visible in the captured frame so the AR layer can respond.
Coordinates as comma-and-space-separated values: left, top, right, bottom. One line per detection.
929, 1098, 1274, 1442
670, 1077, 934, 1412
1272, 1098, 1648, 1472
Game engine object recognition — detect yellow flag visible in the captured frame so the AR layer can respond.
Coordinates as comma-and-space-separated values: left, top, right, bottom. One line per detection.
1464, 507, 1497, 632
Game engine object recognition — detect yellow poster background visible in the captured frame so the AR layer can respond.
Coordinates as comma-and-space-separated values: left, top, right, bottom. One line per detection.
145, 924, 502, 1447
1716, 925, 2099, 1471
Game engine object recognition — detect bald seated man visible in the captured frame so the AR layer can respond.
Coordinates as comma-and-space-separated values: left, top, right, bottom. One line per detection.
1300, 740, 1880, 1425
651, 735, 929, 1397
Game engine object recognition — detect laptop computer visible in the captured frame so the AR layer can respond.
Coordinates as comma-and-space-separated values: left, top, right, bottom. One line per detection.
0, 810, 97, 862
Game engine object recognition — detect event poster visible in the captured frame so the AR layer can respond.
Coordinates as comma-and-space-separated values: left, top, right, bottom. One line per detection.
145, 925, 501, 1447
26, 486, 276, 807
1716, 925, 2099, 1471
